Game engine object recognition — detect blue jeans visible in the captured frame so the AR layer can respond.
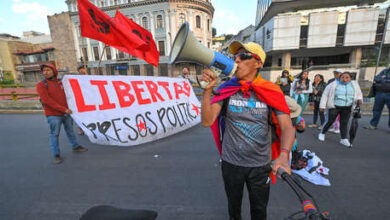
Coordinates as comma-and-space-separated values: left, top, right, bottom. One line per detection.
370, 92, 390, 127
47, 115, 79, 156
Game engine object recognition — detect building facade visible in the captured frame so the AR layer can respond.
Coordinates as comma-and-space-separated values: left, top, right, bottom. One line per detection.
253, 0, 390, 83
64, 0, 214, 77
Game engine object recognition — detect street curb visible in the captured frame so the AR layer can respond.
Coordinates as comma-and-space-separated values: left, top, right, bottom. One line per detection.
0, 110, 43, 114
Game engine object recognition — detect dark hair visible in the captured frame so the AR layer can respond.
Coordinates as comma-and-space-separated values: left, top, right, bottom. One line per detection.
298, 71, 310, 88
314, 74, 324, 81
78, 64, 87, 71
340, 72, 352, 78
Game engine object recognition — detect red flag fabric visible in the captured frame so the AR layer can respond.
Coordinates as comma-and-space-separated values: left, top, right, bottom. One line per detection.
77, 0, 148, 54
114, 10, 159, 66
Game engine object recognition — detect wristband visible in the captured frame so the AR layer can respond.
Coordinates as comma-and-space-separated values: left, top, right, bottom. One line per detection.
281, 148, 290, 154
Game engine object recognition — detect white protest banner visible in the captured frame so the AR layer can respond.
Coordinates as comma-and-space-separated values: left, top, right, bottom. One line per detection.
62, 75, 201, 146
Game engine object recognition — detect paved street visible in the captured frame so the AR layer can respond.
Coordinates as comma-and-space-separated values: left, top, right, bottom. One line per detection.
0, 113, 389, 220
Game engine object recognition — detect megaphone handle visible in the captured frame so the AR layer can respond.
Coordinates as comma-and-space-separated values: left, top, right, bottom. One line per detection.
197, 66, 222, 89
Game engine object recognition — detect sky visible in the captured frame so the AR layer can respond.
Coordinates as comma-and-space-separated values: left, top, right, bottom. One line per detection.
1, 0, 389, 38
0, 0, 258, 37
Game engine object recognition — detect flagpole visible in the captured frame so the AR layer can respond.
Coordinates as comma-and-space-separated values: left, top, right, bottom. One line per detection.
81, 37, 87, 71
97, 44, 107, 75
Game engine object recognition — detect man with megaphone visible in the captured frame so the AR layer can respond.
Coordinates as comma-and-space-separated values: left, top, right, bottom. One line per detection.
201, 41, 295, 220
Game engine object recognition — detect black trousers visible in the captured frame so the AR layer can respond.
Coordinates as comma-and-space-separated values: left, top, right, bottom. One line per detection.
221, 161, 271, 220
313, 100, 325, 125
321, 106, 352, 139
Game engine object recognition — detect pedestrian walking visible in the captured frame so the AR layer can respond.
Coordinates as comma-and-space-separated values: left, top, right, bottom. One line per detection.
201, 41, 295, 220
327, 69, 343, 133
318, 72, 363, 147
308, 74, 326, 129
364, 68, 390, 130
36, 63, 88, 164
276, 69, 294, 96
290, 70, 312, 116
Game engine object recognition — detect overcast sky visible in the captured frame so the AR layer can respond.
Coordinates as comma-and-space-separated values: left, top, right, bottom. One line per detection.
0, 0, 389, 37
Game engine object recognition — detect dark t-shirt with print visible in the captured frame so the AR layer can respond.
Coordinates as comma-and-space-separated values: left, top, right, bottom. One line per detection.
220, 91, 285, 167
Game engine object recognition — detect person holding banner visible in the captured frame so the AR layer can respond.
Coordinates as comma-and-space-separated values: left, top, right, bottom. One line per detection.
36, 64, 88, 164
201, 41, 295, 220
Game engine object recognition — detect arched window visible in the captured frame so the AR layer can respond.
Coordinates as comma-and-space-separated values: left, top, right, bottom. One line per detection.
179, 13, 186, 26
142, 17, 148, 29
156, 15, 163, 29
207, 19, 210, 31
196, 15, 201, 28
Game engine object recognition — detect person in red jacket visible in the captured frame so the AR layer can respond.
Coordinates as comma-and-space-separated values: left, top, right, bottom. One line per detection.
36, 63, 87, 164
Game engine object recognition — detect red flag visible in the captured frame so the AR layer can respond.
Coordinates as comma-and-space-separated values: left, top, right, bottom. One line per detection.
114, 10, 159, 66
77, 0, 148, 54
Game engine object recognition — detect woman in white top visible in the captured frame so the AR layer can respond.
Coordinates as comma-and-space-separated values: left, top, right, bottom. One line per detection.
290, 70, 313, 117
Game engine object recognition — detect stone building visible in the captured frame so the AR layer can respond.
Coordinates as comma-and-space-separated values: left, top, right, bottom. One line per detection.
64, 0, 214, 77
0, 34, 36, 83
47, 12, 79, 73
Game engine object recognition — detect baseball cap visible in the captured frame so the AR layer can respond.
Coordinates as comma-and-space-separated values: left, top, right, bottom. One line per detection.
229, 41, 266, 63
334, 69, 343, 73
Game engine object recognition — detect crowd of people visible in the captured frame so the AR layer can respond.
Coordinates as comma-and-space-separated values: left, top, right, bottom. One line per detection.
275, 68, 367, 148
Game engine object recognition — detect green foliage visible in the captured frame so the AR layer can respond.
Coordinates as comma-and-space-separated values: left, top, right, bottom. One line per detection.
0, 80, 15, 85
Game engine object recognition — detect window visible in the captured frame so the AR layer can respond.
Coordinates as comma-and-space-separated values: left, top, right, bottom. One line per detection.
93, 47, 99, 61
179, 13, 186, 26
113, 0, 118, 5
196, 15, 201, 28
82, 47, 88, 61
100, 1, 104, 7
207, 42, 210, 48
207, 19, 210, 31
131, 65, 140, 76
118, 51, 125, 59
156, 15, 163, 29
158, 63, 168, 76
158, 41, 165, 56
142, 17, 148, 29
105, 47, 111, 60
145, 64, 154, 76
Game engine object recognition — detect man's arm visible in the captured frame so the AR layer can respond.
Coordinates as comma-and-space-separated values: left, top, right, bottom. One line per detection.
36, 83, 68, 113
272, 113, 295, 175
201, 69, 222, 127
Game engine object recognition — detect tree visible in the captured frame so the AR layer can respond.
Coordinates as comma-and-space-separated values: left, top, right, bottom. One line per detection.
212, 27, 217, 37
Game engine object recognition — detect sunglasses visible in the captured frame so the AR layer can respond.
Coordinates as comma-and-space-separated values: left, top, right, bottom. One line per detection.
234, 52, 261, 61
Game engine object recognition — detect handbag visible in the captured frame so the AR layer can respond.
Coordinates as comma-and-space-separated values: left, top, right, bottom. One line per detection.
367, 83, 375, 98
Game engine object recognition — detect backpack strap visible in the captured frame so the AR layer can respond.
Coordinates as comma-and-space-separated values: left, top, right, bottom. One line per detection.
41, 79, 48, 89
221, 97, 230, 118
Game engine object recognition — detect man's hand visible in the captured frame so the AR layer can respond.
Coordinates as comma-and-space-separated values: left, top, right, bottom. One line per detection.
201, 69, 218, 91
320, 108, 325, 112
65, 109, 72, 114
272, 153, 291, 176
357, 99, 363, 105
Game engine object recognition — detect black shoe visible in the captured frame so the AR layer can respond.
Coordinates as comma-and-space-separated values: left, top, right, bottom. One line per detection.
73, 146, 88, 152
54, 155, 63, 164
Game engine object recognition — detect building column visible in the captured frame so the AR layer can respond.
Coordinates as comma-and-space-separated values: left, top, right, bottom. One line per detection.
86, 38, 92, 62
350, 47, 362, 68
281, 52, 291, 69
165, 10, 171, 54
202, 13, 207, 46
272, 55, 279, 67
149, 12, 155, 38
99, 42, 105, 61
140, 64, 146, 76
170, 11, 177, 39
72, 23, 81, 62
188, 10, 193, 30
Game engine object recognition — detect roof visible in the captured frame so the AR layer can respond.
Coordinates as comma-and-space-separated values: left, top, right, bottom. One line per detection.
256, 0, 387, 29
14, 47, 55, 55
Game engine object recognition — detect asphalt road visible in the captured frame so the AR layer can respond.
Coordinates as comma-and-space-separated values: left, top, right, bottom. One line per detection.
0, 114, 389, 220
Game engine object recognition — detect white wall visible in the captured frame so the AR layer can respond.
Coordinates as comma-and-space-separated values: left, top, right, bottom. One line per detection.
273, 14, 301, 50
385, 11, 390, 44
307, 11, 338, 48
344, 8, 379, 46
263, 18, 274, 52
